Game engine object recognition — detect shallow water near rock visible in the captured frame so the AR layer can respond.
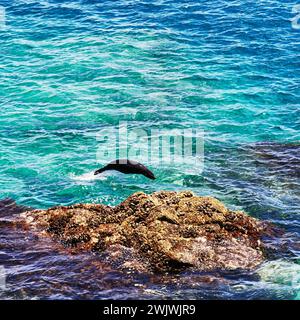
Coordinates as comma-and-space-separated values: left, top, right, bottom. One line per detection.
0, 197, 299, 300
0, 0, 300, 299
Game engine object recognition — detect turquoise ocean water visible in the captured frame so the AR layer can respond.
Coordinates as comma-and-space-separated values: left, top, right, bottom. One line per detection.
0, 0, 299, 299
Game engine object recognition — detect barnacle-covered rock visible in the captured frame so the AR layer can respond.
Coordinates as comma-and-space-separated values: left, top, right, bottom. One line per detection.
20, 191, 267, 272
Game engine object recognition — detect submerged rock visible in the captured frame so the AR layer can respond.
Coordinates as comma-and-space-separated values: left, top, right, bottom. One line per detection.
20, 191, 268, 272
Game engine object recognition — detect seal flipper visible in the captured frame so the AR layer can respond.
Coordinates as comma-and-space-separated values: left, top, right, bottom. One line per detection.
94, 166, 108, 175
139, 166, 156, 180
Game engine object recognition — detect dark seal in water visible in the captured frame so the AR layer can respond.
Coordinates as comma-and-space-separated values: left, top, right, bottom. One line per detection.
94, 159, 156, 180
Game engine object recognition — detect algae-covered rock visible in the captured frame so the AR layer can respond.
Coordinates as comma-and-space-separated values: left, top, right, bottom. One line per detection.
20, 191, 268, 272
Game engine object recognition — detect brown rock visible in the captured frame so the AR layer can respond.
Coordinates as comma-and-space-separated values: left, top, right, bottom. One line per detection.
20, 191, 267, 272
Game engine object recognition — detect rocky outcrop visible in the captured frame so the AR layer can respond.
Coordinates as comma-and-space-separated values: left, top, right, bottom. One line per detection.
20, 191, 268, 272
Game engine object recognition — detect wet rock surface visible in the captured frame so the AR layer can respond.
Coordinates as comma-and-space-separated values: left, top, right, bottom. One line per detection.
20, 191, 269, 272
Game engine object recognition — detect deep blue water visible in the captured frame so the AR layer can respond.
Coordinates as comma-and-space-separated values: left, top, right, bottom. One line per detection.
0, 0, 299, 300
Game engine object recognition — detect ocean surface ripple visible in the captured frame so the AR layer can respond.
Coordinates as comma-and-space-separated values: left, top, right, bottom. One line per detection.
0, 0, 299, 299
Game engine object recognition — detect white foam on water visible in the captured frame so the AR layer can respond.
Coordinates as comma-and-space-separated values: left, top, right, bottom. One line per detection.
257, 260, 300, 289
69, 171, 108, 182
